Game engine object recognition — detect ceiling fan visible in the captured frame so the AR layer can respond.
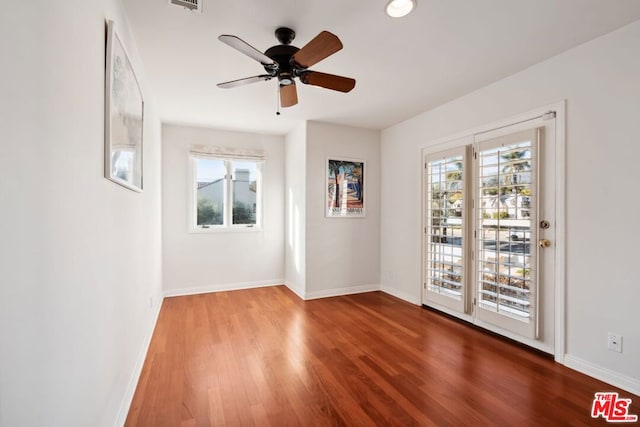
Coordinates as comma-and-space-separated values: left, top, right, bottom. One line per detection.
217, 27, 356, 109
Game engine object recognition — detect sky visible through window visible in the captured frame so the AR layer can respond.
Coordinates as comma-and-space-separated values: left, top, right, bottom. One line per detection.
196, 159, 258, 182
197, 158, 225, 182
232, 161, 257, 181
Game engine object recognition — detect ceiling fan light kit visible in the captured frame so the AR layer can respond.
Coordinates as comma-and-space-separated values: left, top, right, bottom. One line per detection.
217, 27, 356, 110
385, 0, 416, 18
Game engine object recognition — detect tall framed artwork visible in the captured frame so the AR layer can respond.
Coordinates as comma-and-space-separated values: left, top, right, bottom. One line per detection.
105, 20, 144, 192
326, 157, 366, 218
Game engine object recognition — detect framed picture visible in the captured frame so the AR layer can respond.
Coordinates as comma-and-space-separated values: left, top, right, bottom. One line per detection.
105, 20, 144, 192
326, 157, 365, 218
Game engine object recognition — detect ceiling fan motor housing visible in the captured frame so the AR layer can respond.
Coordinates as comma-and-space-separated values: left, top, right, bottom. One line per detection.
264, 44, 300, 77
264, 27, 307, 83
275, 27, 295, 45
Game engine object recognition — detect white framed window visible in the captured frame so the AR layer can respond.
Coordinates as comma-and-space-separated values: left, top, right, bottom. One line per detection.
189, 145, 265, 231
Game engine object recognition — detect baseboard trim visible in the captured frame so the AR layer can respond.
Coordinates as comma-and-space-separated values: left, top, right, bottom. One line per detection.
380, 285, 421, 305
564, 354, 640, 396
284, 282, 306, 300
165, 281, 380, 301
114, 299, 162, 427
163, 279, 285, 298
303, 284, 380, 300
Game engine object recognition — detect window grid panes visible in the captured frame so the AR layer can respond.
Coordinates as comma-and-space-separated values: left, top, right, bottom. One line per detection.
231, 161, 258, 225
426, 154, 464, 300
194, 158, 260, 229
196, 158, 225, 227
477, 141, 533, 320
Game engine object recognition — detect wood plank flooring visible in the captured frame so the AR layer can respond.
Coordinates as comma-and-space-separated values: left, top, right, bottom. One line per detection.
126, 286, 638, 426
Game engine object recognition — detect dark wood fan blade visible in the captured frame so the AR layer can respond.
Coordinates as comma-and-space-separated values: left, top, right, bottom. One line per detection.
217, 75, 272, 88
300, 71, 355, 93
292, 31, 343, 68
280, 83, 298, 108
218, 35, 277, 66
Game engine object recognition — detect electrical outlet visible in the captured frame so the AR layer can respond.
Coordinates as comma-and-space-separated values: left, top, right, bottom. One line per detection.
608, 333, 622, 353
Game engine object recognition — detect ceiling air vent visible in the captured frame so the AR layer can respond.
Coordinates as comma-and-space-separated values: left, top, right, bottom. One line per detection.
169, 0, 202, 12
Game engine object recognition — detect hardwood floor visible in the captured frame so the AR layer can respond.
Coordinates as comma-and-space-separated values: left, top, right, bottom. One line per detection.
126, 286, 638, 426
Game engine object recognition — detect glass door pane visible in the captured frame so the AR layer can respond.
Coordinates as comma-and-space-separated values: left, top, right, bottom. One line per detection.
475, 128, 539, 338
424, 147, 467, 313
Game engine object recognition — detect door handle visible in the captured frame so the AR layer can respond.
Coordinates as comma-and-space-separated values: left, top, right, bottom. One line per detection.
539, 239, 551, 248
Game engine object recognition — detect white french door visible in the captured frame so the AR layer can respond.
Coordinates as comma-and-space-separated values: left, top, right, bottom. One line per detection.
424, 143, 470, 314
423, 113, 557, 349
474, 127, 540, 339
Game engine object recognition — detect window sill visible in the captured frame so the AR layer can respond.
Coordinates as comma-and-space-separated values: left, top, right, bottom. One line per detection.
189, 226, 262, 234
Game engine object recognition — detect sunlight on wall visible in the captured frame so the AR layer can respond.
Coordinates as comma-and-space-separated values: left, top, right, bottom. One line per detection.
288, 187, 293, 248
294, 205, 301, 274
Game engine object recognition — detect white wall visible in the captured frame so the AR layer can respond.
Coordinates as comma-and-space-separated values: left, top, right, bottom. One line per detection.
305, 121, 381, 298
0, 2, 163, 426
380, 20, 640, 393
162, 124, 285, 295
284, 122, 307, 297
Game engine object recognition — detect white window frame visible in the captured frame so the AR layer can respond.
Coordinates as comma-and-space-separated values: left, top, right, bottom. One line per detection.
189, 156, 263, 232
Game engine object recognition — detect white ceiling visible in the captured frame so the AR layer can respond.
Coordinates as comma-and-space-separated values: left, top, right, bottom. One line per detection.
123, 0, 640, 135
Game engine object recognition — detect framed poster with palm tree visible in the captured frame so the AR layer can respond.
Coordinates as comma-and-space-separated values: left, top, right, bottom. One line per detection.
326, 157, 365, 218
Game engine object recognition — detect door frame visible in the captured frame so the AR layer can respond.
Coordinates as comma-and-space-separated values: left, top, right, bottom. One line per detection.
419, 101, 566, 363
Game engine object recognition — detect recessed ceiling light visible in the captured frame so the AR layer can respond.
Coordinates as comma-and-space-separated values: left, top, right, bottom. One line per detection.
385, 0, 416, 18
